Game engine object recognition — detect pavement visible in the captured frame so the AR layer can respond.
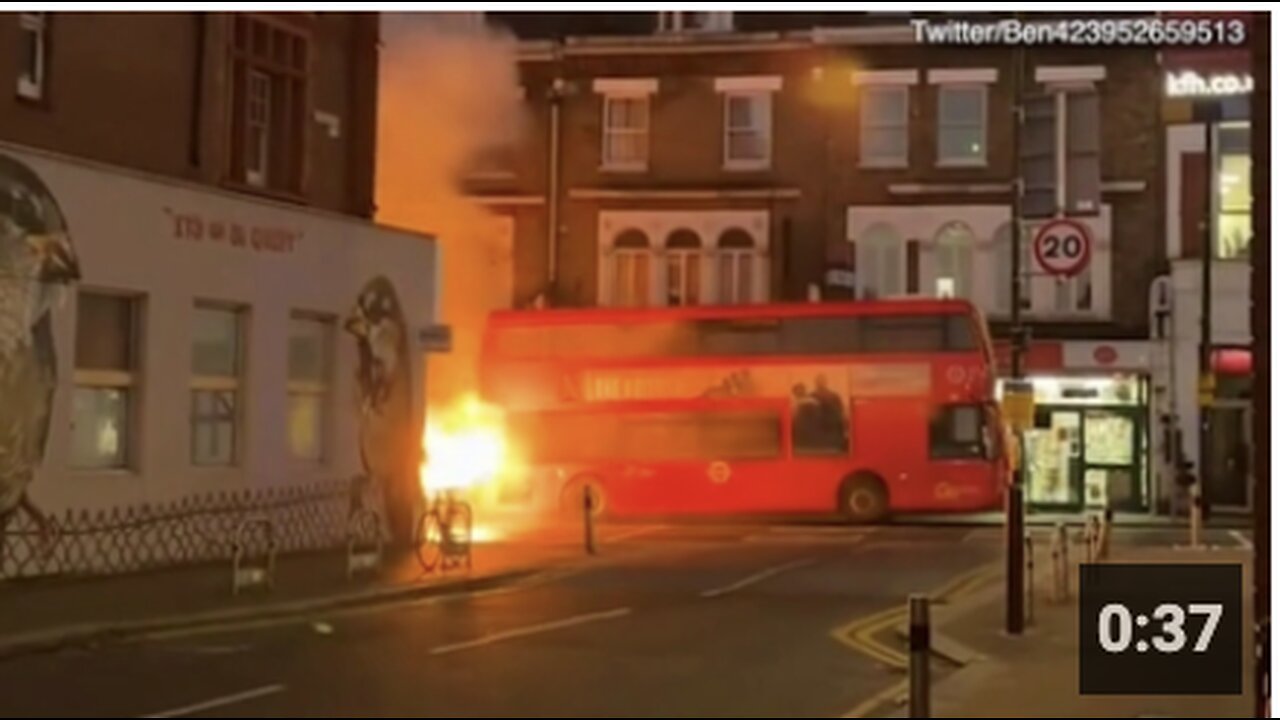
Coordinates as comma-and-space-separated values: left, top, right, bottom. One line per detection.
870, 532, 1257, 719
900, 510, 1254, 529
0, 521, 1256, 718
0, 521, 624, 659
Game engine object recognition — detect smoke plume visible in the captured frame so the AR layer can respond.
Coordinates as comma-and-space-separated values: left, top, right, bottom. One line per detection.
376, 12, 524, 408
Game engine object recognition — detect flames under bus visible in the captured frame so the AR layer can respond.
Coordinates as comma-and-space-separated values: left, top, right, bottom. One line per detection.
480, 298, 1008, 523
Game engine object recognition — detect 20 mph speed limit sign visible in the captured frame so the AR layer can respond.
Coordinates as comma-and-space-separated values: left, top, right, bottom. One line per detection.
1033, 218, 1093, 278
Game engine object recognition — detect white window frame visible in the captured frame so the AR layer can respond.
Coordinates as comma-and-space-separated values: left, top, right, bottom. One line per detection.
664, 248, 703, 307
191, 303, 245, 468
716, 248, 757, 304
991, 224, 1034, 317
17, 12, 47, 101
612, 249, 653, 307
1037, 71, 1104, 318
1215, 121, 1252, 261
859, 85, 911, 169
933, 223, 976, 300
601, 93, 651, 172
71, 292, 141, 472
936, 84, 989, 168
287, 312, 334, 464
245, 68, 272, 188
857, 226, 905, 300
722, 90, 774, 171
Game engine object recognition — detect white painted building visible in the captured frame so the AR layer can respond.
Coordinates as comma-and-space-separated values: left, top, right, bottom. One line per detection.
4, 142, 439, 516
1152, 114, 1255, 512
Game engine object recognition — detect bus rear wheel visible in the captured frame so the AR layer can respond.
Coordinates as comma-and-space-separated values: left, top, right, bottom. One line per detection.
839, 474, 889, 525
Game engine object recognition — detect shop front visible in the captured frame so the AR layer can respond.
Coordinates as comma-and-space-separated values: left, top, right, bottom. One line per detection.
997, 341, 1153, 514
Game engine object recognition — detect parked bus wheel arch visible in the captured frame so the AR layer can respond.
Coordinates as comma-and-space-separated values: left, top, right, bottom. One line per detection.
838, 472, 889, 524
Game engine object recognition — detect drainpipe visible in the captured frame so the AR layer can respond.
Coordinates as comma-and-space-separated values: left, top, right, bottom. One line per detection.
546, 72, 566, 304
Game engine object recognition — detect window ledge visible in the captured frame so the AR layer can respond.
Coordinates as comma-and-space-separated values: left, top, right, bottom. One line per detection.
465, 170, 519, 182
67, 468, 140, 480
600, 163, 650, 174
220, 178, 309, 206
723, 160, 773, 172
189, 463, 245, 476
936, 158, 989, 169
859, 159, 910, 170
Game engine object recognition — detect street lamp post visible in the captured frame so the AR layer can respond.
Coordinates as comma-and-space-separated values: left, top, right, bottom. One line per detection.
1195, 110, 1216, 549
1006, 41, 1028, 638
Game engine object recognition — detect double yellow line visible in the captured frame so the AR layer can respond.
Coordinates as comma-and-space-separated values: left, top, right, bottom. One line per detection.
831, 561, 1001, 671
832, 562, 1001, 718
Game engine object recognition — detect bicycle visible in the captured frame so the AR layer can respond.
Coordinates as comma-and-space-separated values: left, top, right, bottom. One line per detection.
415, 489, 473, 574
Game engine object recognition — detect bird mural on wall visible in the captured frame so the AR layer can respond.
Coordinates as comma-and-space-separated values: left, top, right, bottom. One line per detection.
0, 154, 81, 551
345, 276, 418, 547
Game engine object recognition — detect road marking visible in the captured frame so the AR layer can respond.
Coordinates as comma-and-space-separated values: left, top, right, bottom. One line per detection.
841, 678, 907, 718
700, 558, 818, 599
429, 607, 633, 656
746, 534, 867, 546
1231, 530, 1254, 550
963, 528, 999, 543
141, 684, 285, 718
831, 561, 1001, 673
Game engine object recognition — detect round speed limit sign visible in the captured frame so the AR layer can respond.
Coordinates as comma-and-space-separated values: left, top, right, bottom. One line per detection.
1033, 218, 1093, 278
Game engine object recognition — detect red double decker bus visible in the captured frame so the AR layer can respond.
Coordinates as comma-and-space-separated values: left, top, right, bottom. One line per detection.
480, 298, 1007, 523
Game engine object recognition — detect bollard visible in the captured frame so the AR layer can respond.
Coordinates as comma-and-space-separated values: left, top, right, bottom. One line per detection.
1025, 533, 1035, 626
1099, 508, 1114, 560
1086, 516, 1102, 563
1190, 483, 1204, 550
908, 594, 931, 718
1052, 522, 1071, 603
346, 508, 384, 580
231, 516, 277, 596
584, 485, 597, 556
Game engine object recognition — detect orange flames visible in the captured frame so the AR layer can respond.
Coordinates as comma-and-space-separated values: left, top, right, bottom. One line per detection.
419, 394, 513, 497
418, 395, 526, 544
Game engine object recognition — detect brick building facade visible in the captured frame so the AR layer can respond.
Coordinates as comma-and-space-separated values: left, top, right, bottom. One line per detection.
0, 11, 380, 217
471, 12, 1170, 513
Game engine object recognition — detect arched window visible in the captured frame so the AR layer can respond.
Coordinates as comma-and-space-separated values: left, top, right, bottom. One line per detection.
716, 228, 755, 304
611, 229, 651, 307
933, 221, 975, 300
991, 222, 1033, 314
665, 229, 702, 306
857, 223, 903, 300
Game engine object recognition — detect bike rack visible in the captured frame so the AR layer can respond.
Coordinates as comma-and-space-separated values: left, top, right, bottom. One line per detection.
1050, 522, 1072, 604
440, 502, 474, 572
231, 515, 277, 596
347, 507, 385, 579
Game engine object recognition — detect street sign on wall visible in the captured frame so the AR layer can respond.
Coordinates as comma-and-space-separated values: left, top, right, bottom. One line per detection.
418, 324, 453, 353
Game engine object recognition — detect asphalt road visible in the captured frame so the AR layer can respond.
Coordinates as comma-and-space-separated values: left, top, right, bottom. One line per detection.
0, 523, 1243, 718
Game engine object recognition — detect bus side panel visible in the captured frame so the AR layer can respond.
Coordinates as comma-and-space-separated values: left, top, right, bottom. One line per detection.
926, 460, 1004, 511
607, 461, 716, 517
851, 398, 934, 511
